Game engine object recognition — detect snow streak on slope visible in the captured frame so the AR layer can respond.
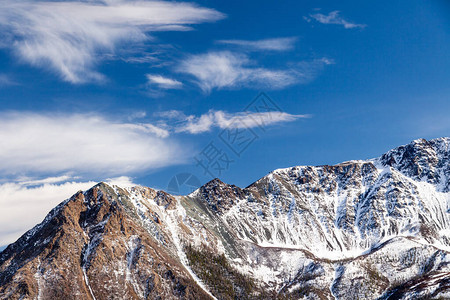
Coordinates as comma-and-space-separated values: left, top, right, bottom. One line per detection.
163, 201, 217, 300
82, 268, 97, 300
120, 186, 216, 299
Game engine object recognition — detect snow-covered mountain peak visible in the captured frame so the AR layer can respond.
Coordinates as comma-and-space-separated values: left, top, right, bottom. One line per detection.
211, 138, 450, 258
376, 137, 450, 191
252, 137, 449, 194
192, 178, 246, 213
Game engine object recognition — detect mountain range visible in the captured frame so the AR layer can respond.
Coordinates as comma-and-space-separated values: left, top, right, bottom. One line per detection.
1, 137, 450, 299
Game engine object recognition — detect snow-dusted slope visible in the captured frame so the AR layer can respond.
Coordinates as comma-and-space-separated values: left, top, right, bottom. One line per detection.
181, 137, 450, 298
1, 137, 449, 299
219, 156, 450, 256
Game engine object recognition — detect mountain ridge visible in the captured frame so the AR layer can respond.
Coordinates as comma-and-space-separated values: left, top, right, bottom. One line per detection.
1, 137, 450, 299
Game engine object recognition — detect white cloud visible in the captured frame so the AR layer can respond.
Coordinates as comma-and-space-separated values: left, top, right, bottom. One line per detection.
177, 51, 332, 92
217, 37, 297, 51
0, 0, 224, 83
0, 112, 185, 178
160, 110, 309, 134
121, 122, 170, 138
17, 175, 74, 186
307, 11, 366, 29
177, 51, 295, 92
0, 180, 97, 247
106, 176, 137, 188
146, 74, 183, 89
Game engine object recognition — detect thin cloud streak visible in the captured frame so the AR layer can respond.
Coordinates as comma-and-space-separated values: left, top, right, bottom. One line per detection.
306, 11, 366, 29
146, 74, 183, 89
217, 37, 298, 51
159, 110, 310, 134
0, 0, 224, 83
18, 175, 74, 186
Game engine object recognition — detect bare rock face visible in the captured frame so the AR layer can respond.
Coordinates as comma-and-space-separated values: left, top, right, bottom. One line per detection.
195, 178, 246, 214
0, 183, 210, 300
1, 137, 450, 299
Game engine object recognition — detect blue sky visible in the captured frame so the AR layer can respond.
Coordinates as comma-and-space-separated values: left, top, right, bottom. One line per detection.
0, 0, 450, 246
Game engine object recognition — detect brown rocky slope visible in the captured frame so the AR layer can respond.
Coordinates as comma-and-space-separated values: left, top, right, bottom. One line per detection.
0, 183, 211, 299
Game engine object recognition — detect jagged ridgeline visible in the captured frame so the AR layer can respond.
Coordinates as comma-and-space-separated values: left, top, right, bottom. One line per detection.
1, 137, 450, 299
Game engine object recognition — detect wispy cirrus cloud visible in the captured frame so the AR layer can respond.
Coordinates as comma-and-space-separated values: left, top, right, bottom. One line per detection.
16, 175, 74, 187
0, 112, 184, 178
306, 11, 366, 29
177, 51, 333, 93
127, 110, 147, 121
120, 122, 170, 138
216, 37, 297, 51
158, 109, 309, 134
0, 0, 224, 83
147, 74, 183, 89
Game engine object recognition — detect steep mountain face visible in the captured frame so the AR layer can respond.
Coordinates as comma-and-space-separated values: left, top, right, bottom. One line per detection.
1, 137, 450, 299
0, 185, 211, 299
222, 142, 450, 255
379, 138, 450, 192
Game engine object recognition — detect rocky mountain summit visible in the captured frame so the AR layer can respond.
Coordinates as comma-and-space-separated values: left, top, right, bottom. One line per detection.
1, 137, 450, 299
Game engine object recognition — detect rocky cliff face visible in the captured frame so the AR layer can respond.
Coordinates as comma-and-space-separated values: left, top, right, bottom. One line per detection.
0, 184, 211, 299
1, 137, 449, 299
